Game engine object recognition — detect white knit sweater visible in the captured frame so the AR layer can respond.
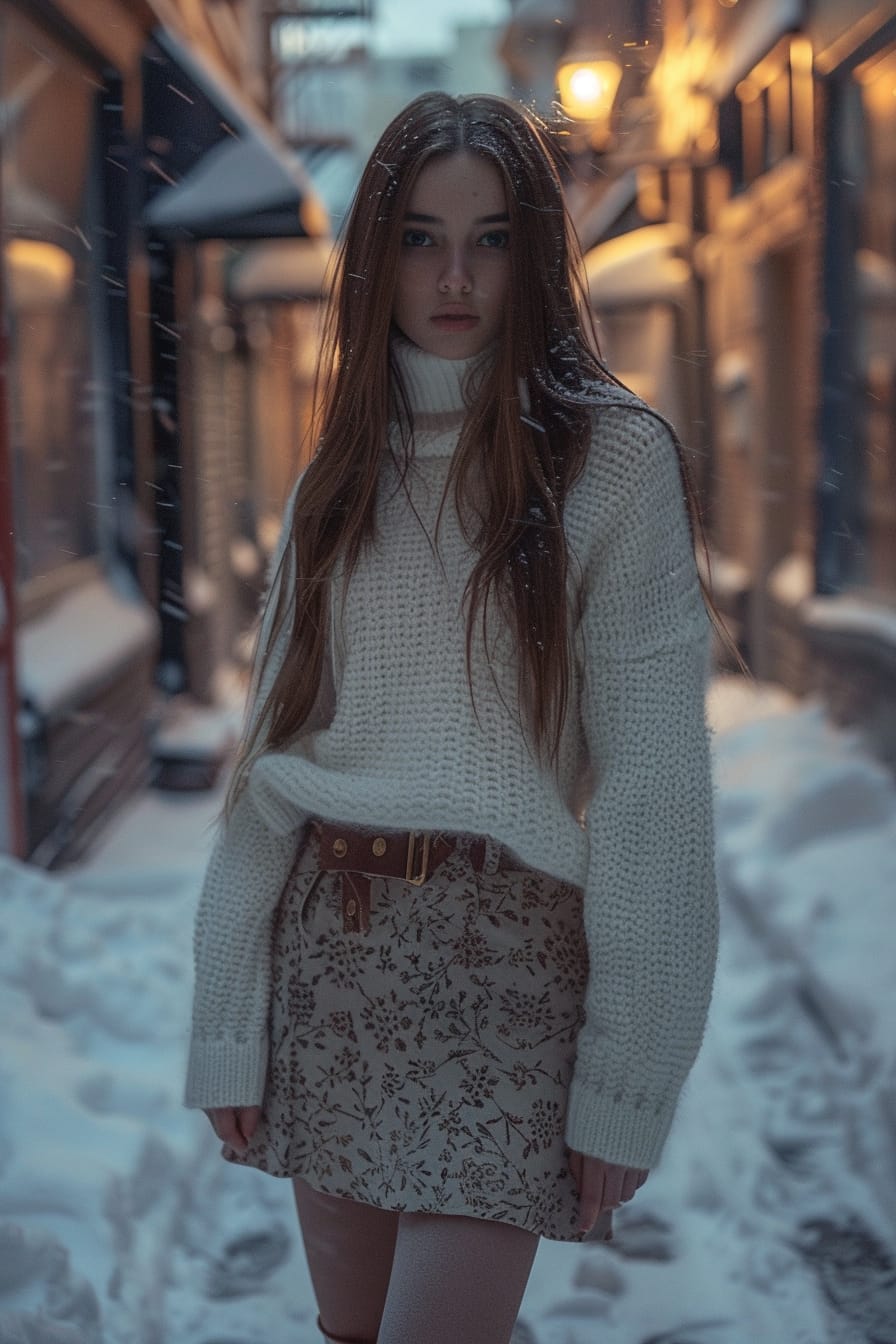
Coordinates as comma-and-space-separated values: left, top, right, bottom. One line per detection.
184, 337, 719, 1170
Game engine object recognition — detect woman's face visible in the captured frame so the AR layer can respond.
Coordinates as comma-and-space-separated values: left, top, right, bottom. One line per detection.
391, 151, 510, 360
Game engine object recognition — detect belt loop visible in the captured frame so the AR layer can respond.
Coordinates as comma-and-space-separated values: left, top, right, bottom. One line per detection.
483, 836, 502, 875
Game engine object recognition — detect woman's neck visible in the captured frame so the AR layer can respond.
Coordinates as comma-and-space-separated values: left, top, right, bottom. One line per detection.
390, 333, 494, 418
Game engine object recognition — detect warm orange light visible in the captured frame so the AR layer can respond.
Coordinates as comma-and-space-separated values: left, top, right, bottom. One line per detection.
3, 239, 74, 307
573, 67, 604, 103
696, 124, 719, 153
790, 34, 814, 77
556, 52, 623, 139
299, 194, 329, 239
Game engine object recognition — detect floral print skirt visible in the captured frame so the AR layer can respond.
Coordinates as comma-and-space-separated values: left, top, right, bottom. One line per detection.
223, 823, 612, 1244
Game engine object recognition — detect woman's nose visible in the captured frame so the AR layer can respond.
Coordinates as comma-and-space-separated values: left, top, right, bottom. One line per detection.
438, 247, 472, 293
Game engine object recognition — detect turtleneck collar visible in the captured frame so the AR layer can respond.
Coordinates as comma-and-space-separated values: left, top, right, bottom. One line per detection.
390, 333, 495, 418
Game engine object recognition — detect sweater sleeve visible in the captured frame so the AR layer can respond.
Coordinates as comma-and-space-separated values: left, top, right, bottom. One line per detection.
183, 474, 315, 1110
564, 409, 719, 1169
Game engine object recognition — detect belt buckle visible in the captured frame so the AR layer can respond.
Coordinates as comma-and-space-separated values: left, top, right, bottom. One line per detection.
405, 831, 430, 885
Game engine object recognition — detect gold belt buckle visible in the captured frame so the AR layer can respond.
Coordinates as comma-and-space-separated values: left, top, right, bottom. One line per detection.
405, 831, 430, 885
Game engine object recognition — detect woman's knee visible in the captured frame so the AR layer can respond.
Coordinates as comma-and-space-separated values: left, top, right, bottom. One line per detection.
292, 1178, 399, 1342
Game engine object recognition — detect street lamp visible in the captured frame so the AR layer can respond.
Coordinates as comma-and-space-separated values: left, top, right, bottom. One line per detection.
556, 50, 623, 148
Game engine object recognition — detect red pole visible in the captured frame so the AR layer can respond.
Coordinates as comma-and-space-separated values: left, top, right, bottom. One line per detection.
0, 178, 28, 859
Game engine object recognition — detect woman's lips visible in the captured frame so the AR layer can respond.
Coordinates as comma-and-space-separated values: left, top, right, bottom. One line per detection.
430, 314, 479, 331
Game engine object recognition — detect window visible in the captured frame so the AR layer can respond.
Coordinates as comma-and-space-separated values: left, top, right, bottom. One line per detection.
1, 9, 103, 587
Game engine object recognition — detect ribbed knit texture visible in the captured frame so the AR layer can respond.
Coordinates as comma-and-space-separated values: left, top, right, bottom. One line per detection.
184, 336, 719, 1170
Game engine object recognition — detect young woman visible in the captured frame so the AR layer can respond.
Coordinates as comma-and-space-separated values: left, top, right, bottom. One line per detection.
184, 92, 720, 1344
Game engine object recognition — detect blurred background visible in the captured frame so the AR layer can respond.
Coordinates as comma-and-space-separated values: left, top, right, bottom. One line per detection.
1, 5, 895, 1343
1, 0, 894, 863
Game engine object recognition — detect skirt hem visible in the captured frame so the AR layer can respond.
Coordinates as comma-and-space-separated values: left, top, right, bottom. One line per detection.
220, 1145, 611, 1244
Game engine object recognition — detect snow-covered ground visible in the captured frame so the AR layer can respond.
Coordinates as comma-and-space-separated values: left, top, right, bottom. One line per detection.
1, 676, 894, 1344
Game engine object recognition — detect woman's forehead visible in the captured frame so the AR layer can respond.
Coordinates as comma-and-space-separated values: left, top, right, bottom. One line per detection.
406, 152, 508, 217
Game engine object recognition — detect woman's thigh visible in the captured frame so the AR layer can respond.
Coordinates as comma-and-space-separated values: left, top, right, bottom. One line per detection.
378, 1210, 539, 1344
292, 1177, 399, 1342
294, 1181, 538, 1344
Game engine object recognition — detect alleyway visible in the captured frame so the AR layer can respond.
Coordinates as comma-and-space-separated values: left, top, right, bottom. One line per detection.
0, 677, 894, 1344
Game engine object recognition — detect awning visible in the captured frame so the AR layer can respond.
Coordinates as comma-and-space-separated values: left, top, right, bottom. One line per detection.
142, 27, 329, 241
229, 236, 335, 304
144, 131, 328, 239
584, 224, 691, 308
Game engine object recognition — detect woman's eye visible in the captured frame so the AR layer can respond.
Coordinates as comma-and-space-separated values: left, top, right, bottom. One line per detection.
402, 229, 433, 247
479, 230, 510, 250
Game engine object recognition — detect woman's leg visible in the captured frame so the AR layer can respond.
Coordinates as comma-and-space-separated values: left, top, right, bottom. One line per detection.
377, 1211, 539, 1344
292, 1176, 399, 1343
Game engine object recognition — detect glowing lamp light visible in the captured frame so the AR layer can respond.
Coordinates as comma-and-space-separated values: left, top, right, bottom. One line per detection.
557, 52, 623, 140
3, 239, 75, 307
570, 67, 605, 104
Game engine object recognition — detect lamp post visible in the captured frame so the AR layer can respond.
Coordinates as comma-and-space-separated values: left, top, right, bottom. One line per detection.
556, 49, 623, 149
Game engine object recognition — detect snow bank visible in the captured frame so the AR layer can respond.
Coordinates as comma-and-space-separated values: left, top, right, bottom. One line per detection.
16, 577, 157, 718
803, 592, 896, 650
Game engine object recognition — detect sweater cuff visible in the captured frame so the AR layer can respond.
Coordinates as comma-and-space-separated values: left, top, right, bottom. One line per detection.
564, 1075, 677, 1170
183, 1028, 269, 1111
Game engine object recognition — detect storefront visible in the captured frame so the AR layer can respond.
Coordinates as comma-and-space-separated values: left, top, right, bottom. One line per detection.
139, 25, 328, 708
698, 6, 818, 687
803, 1, 896, 763
0, 1, 330, 860
568, 0, 896, 765
0, 0, 156, 863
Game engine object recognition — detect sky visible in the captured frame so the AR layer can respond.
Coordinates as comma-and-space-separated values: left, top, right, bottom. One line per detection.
369, 0, 512, 56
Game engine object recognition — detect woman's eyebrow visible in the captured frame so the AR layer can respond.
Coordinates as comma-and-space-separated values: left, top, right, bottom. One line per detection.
403, 211, 510, 224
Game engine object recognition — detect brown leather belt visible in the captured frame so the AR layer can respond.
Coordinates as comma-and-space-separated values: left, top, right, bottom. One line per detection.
311, 820, 488, 934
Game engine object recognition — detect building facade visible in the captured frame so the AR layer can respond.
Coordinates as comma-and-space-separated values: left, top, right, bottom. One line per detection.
536, 0, 896, 768
1, 0, 329, 862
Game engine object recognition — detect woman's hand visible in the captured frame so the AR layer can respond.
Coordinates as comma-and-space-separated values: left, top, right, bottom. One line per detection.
204, 1105, 262, 1155
567, 1150, 649, 1232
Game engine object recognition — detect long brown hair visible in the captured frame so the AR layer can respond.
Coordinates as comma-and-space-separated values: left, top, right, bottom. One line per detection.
225, 92, 731, 816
